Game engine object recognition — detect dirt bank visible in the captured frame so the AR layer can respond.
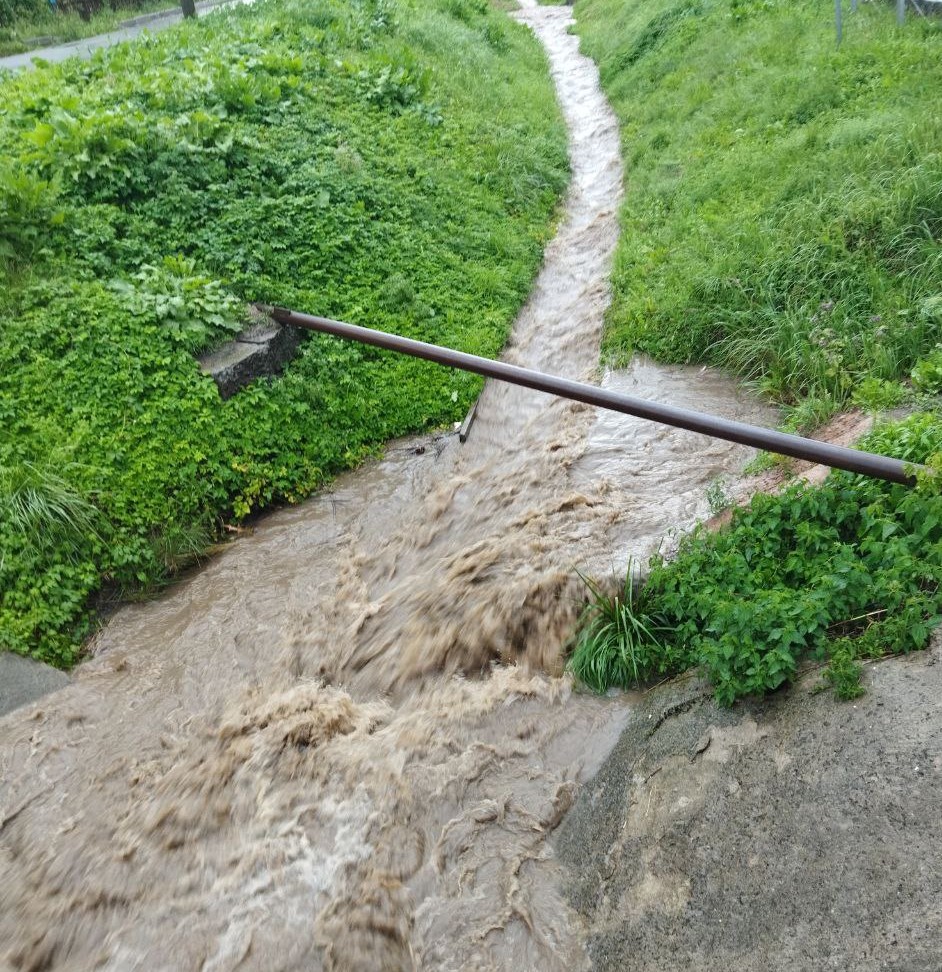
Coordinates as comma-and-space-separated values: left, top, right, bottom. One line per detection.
556, 636, 942, 971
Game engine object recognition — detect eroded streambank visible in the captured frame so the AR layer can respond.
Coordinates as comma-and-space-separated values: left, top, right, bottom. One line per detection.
1, 4, 775, 969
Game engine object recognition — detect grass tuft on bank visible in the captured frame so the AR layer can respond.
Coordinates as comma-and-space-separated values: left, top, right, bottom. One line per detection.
0, 0, 568, 665
570, 0, 942, 702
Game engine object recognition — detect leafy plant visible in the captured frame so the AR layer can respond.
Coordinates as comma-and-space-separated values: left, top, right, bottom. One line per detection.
111, 256, 246, 351
571, 416, 942, 705
705, 477, 731, 515
911, 347, 942, 394
852, 377, 906, 412
822, 639, 865, 700
0, 166, 64, 266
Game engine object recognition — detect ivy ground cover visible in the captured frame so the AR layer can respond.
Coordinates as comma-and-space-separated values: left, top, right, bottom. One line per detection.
0, 0, 568, 664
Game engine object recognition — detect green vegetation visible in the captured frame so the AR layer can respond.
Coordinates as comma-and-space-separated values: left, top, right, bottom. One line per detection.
577, 0, 941, 408
571, 416, 942, 704
569, 0, 942, 702
0, 0, 568, 665
0, 0, 178, 57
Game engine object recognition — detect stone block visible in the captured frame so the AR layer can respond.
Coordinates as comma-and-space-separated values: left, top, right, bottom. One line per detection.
199, 318, 303, 399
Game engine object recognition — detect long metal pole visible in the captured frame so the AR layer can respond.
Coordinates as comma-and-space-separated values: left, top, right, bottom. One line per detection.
262, 305, 916, 486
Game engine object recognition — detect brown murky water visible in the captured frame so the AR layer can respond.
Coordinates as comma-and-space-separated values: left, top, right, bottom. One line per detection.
0, 5, 776, 970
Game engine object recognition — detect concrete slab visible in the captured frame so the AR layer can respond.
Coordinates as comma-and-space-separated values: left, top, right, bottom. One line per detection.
0, 653, 70, 718
555, 635, 942, 971
199, 319, 303, 399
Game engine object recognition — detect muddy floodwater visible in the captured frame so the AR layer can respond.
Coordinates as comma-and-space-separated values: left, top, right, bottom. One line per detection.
0, 4, 776, 969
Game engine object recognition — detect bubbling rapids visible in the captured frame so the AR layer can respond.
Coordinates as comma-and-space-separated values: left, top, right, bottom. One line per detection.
0, 4, 777, 970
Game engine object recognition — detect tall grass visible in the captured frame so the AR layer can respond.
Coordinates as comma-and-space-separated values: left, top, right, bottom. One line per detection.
568, 562, 670, 692
0, 462, 101, 558
576, 0, 942, 407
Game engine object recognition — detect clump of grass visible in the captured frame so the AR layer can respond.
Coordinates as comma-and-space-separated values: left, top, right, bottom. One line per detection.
0, 462, 101, 558
705, 477, 731, 515
568, 561, 670, 692
851, 377, 906, 413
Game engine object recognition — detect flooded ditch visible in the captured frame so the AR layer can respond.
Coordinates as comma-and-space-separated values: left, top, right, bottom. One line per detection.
0, 3, 776, 969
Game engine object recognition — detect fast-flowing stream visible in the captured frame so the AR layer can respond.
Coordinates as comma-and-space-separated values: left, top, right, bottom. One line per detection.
0, 4, 776, 970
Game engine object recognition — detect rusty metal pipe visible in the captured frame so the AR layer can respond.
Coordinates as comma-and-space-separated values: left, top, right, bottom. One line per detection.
261, 305, 916, 486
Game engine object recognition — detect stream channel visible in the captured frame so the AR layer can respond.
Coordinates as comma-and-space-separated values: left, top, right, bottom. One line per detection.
0, 4, 777, 969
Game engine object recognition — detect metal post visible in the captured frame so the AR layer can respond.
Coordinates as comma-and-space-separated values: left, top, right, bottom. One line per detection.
851, 0, 857, 13
261, 305, 918, 486
897, 0, 906, 24
835, 0, 843, 44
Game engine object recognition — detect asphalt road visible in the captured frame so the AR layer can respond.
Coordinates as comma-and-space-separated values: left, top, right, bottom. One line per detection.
0, 0, 250, 71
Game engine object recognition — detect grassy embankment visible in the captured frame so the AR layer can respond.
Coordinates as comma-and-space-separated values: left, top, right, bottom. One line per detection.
0, 0, 568, 665
0, 0, 179, 57
569, 0, 942, 702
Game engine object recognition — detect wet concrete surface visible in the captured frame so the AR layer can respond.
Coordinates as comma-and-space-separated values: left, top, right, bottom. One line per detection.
0, 654, 70, 717
0, 0, 249, 71
556, 636, 942, 971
